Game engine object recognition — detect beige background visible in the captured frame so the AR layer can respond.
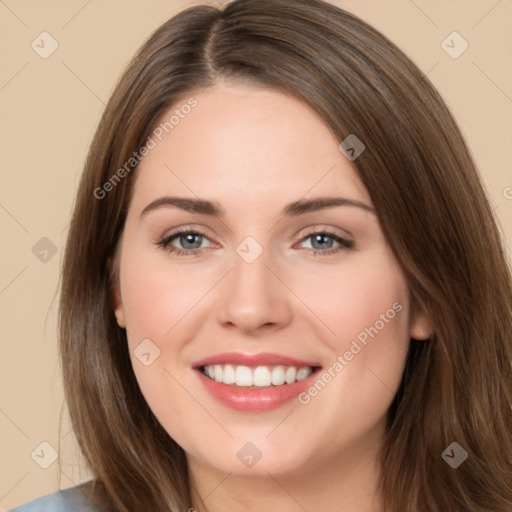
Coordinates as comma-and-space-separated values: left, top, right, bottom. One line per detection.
1, 0, 511, 509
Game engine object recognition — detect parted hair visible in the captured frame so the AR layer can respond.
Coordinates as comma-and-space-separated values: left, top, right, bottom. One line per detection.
58, 0, 512, 510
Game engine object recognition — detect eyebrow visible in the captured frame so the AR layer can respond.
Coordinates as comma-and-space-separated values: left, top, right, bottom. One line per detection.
140, 195, 375, 219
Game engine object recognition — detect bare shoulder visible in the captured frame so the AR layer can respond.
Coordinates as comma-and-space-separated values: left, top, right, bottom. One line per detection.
9, 480, 110, 512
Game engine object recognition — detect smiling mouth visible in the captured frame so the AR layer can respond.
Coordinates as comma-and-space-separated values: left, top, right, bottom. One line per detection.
200, 364, 322, 388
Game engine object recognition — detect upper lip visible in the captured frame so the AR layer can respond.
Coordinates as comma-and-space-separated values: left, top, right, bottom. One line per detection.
193, 352, 322, 369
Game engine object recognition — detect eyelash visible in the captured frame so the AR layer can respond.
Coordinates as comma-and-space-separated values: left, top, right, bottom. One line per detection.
156, 227, 354, 257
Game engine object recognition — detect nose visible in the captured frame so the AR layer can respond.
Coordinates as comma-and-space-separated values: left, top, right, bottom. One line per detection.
216, 245, 294, 335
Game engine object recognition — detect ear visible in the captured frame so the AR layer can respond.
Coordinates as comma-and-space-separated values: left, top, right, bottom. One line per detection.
107, 256, 126, 329
410, 298, 433, 340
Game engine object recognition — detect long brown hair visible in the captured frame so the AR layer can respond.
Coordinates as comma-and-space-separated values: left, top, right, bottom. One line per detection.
59, 0, 512, 510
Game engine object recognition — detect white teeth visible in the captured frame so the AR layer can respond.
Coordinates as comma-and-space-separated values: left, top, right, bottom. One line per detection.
223, 364, 235, 384
271, 365, 286, 386
296, 367, 312, 381
202, 364, 314, 387
285, 366, 297, 384
253, 366, 272, 387
235, 365, 253, 386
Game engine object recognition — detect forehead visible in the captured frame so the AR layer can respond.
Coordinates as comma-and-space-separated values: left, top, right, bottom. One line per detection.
131, 83, 371, 211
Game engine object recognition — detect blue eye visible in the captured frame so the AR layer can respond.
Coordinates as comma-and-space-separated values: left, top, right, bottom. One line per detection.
157, 230, 211, 257
156, 229, 354, 257
299, 232, 354, 255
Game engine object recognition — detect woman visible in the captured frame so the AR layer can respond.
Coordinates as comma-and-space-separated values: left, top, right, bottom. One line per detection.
11, 0, 512, 510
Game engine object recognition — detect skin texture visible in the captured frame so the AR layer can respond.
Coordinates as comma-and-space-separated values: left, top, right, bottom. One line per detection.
112, 82, 432, 512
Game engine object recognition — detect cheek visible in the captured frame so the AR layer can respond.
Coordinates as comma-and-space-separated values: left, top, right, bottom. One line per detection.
291, 251, 410, 355
119, 241, 215, 344
292, 251, 412, 419
289, 256, 411, 451
117, 241, 208, 440
308, 254, 411, 416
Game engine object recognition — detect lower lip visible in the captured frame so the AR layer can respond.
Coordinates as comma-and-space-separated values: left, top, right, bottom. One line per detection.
195, 368, 321, 412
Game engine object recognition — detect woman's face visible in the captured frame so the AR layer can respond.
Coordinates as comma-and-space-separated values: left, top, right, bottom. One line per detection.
113, 82, 431, 479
